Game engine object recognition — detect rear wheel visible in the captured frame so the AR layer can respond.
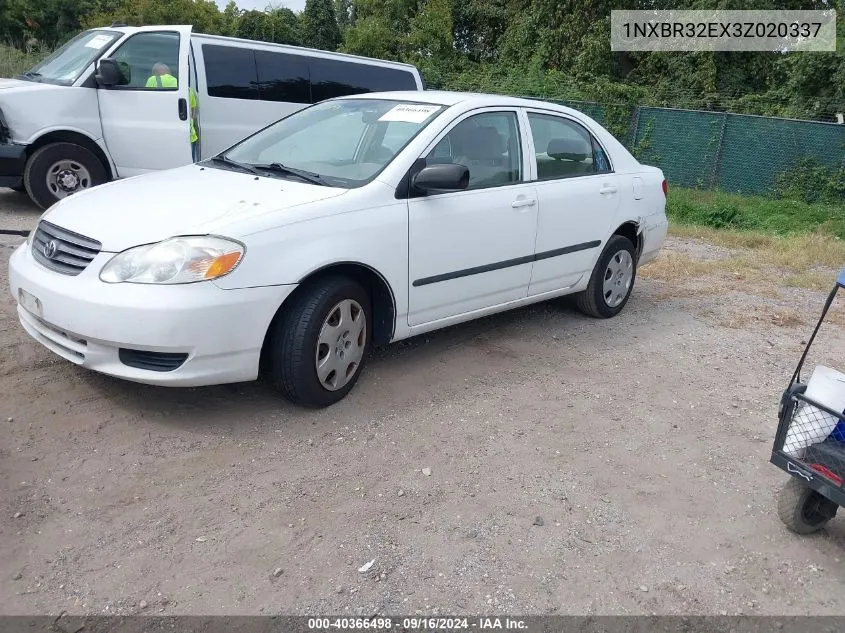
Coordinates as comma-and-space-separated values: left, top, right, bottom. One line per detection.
24, 142, 108, 210
575, 234, 637, 318
267, 276, 371, 408
777, 477, 838, 534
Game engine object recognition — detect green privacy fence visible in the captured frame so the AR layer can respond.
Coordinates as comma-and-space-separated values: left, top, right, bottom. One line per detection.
551, 99, 845, 199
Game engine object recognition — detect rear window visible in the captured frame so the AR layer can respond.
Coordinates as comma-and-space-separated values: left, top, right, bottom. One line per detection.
201, 43, 417, 103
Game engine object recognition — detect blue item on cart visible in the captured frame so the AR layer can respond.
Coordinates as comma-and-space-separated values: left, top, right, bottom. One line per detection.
833, 418, 845, 443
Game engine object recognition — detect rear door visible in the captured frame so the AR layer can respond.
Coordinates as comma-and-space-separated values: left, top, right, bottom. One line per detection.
96, 26, 193, 177
523, 109, 620, 296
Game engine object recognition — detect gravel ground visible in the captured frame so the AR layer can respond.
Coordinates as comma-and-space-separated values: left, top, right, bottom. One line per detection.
3, 188, 845, 617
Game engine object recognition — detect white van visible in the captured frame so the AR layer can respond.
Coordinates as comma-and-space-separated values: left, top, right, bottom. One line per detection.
0, 24, 424, 209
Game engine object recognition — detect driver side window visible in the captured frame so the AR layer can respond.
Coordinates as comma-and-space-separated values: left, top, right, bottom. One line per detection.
425, 111, 522, 190
110, 31, 180, 89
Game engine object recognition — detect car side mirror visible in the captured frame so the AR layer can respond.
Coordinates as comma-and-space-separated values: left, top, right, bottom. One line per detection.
412, 164, 469, 194
95, 58, 122, 88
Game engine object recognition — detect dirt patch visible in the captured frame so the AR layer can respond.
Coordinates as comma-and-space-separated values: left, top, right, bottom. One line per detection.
3, 205, 845, 616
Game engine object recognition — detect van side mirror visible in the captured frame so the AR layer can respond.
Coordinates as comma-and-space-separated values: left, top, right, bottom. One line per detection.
412, 164, 469, 194
95, 58, 122, 88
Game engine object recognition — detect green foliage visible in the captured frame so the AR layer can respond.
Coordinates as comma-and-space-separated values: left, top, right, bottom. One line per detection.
0, 0, 841, 126
0, 41, 49, 77
235, 8, 300, 45
669, 188, 845, 238
774, 157, 845, 204
300, 0, 341, 51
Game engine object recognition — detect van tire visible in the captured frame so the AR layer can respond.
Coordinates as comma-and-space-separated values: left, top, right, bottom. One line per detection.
24, 142, 108, 210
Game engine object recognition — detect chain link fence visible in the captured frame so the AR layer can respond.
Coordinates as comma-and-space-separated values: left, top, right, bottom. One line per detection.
551, 99, 845, 200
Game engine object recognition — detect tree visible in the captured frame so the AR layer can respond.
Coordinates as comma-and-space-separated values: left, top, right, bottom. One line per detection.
300, 0, 341, 51
235, 8, 299, 44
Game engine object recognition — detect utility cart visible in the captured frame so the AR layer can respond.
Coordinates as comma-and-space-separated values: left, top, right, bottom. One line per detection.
772, 267, 845, 534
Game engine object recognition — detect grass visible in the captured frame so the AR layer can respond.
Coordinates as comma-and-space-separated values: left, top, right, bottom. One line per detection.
0, 43, 50, 78
668, 187, 845, 239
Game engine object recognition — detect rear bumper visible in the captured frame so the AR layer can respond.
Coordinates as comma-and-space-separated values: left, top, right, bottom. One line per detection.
0, 142, 26, 188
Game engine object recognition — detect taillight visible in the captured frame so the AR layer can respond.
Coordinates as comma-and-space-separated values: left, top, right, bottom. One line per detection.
662, 179, 668, 197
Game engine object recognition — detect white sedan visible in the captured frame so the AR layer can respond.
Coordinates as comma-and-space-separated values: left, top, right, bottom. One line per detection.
8, 91, 668, 407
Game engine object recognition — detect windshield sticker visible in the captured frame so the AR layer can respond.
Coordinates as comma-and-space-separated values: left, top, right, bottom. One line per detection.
379, 104, 440, 123
85, 34, 113, 50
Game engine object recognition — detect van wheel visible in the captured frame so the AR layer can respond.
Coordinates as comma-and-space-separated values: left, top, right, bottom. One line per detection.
575, 234, 637, 318
24, 142, 108, 210
267, 276, 371, 408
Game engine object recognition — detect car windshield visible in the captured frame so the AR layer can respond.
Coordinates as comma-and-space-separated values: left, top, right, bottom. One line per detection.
22, 30, 120, 86
221, 99, 445, 188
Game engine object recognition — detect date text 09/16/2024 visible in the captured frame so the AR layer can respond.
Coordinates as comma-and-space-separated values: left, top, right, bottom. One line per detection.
306, 617, 528, 630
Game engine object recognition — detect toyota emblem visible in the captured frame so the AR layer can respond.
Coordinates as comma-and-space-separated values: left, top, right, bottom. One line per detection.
43, 240, 58, 259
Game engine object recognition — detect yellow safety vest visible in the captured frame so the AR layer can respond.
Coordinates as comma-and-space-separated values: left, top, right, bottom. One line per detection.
145, 73, 178, 88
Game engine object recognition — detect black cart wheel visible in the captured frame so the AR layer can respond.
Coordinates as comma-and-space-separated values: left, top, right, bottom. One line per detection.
24, 142, 108, 210
266, 276, 371, 408
777, 477, 838, 534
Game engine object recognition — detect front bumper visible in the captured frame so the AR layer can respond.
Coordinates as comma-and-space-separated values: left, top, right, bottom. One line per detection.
0, 142, 26, 188
8, 242, 295, 387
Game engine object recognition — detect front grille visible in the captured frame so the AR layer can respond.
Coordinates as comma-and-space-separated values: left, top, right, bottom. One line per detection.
118, 349, 188, 372
31, 221, 102, 276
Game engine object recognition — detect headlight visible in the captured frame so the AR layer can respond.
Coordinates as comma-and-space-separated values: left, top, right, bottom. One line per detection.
100, 236, 244, 284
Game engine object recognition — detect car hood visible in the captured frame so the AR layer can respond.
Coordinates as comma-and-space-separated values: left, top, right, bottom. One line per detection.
39, 164, 349, 252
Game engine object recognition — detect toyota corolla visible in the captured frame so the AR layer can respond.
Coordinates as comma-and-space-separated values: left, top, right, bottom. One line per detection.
8, 91, 668, 407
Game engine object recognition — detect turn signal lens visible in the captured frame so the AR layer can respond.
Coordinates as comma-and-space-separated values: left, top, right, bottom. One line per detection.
205, 251, 242, 279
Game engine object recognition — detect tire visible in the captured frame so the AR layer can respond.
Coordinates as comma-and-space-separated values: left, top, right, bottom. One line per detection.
777, 477, 838, 535
575, 234, 637, 318
24, 142, 109, 210
267, 276, 371, 408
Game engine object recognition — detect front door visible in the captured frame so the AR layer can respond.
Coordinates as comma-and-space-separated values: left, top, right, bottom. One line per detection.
407, 109, 538, 327
97, 26, 193, 178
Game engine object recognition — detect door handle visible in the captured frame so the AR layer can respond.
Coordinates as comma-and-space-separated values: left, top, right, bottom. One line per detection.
599, 185, 617, 195
178, 98, 188, 121
511, 198, 536, 209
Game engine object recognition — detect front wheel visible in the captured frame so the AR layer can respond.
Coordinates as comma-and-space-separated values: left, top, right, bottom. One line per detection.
777, 477, 838, 535
24, 142, 109, 210
267, 276, 371, 408
575, 234, 637, 318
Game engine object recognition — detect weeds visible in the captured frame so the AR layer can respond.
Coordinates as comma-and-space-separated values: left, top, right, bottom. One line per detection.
668, 188, 845, 239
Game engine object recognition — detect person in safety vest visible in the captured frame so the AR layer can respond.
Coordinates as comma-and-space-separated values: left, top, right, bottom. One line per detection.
146, 63, 200, 162
145, 62, 177, 88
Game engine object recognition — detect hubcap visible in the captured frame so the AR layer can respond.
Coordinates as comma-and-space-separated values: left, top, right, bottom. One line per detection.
46, 160, 92, 199
315, 299, 366, 392
602, 250, 633, 308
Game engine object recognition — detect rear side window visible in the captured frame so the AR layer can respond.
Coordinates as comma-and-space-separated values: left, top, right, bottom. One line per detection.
203, 44, 258, 100
255, 50, 310, 104
309, 57, 417, 102
528, 112, 603, 180
202, 44, 417, 103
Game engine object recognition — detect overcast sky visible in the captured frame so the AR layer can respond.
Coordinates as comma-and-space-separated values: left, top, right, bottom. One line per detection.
216, 0, 307, 12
